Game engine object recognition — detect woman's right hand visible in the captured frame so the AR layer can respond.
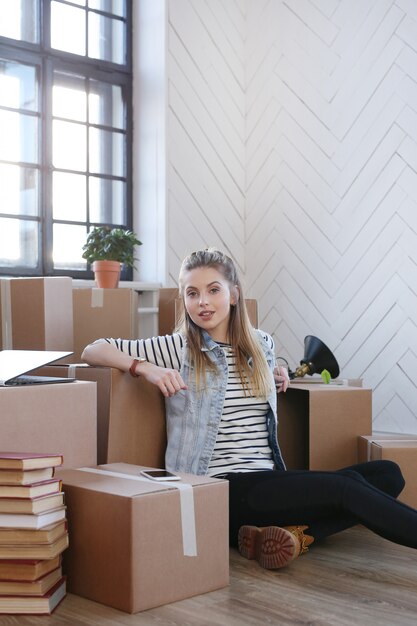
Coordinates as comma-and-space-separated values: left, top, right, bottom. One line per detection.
139, 362, 188, 398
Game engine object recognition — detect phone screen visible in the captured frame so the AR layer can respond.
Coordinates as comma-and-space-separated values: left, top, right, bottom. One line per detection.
140, 469, 180, 480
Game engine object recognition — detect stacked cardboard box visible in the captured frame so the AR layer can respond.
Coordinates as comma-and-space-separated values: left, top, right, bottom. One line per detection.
0, 277, 73, 352
278, 383, 372, 470
70, 288, 140, 362
32, 365, 166, 467
0, 453, 68, 615
358, 433, 417, 509
0, 382, 97, 470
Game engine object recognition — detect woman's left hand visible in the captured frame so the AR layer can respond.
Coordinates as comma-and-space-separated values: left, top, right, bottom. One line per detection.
274, 365, 290, 393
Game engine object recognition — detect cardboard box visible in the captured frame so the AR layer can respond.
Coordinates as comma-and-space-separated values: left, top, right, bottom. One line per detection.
158, 288, 259, 336
158, 288, 179, 336
358, 433, 417, 508
33, 365, 166, 467
0, 277, 73, 351
278, 383, 372, 470
0, 381, 97, 469
71, 288, 139, 362
58, 463, 229, 613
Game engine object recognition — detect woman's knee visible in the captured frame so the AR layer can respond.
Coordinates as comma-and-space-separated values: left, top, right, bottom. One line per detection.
378, 460, 405, 497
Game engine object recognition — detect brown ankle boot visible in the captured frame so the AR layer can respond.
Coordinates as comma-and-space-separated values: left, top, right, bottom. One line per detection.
238, 525, 301, 569
282, 525, 314, 554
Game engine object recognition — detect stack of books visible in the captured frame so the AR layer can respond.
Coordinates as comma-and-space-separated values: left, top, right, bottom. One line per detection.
0, 452, 68, 615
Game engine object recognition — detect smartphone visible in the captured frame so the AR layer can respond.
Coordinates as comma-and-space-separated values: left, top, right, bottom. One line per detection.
140, 469, 181, 481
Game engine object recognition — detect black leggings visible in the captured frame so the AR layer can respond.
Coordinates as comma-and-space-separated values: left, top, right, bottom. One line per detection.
225, 460, 417, 549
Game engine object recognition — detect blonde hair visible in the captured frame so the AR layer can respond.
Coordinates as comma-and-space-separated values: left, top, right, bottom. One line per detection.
175, 248, 273, 397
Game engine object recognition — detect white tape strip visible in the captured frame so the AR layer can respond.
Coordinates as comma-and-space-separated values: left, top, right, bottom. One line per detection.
0, 281, 12, 349
78, 467, 197, 557
68, 365, 77, 378
91, 289, 104, 308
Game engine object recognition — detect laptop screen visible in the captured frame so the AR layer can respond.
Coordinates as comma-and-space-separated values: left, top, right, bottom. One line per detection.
0, 350, 73, 386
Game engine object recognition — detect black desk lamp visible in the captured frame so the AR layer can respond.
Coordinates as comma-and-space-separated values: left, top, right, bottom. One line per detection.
287, 335, 340, 380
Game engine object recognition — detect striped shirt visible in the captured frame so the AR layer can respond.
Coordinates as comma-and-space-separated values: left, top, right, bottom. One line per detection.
208, 342, 273, 476
102, 333, 274, 475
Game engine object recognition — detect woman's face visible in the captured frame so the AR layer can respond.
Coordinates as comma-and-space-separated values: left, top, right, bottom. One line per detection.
182, 266, 237, 343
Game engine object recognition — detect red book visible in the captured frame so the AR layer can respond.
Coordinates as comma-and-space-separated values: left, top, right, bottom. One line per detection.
0, 453, 63, 471
0, 567, 62, 596
0, 556, 61, 582
0, 479, 62, 499
0, 576, 66, 614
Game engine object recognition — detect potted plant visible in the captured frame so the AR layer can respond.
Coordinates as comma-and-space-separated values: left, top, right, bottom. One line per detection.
82, 226, 142, 288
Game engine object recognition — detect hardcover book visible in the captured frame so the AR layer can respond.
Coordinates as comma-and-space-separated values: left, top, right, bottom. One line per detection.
0, 493, 64, 515
0, 576, 66, 614
0, 567, 62, 596
0, 506, 66, 529
0, 556, 61, 582
0, 453, 63, 471
0, 479, 61, 499
0, 532, 68, 560
0, 520, 66, 545
0, 467, 55, 486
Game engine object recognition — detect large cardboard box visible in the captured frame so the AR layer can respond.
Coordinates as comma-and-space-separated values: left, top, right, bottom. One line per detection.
0, 381, 97, 469
0, 277, 73, 351
358, 433, 417, 509
278, 383, 372, 470
71, 288, 139, 362
33, 365, 166, 467
58, 463, 229, 613
159, 288, 259, 336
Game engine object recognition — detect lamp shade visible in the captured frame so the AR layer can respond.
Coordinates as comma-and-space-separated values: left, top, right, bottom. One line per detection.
300, 335, 340, 378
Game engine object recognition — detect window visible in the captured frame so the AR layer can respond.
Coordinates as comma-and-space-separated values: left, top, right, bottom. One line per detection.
0, 0, 132, 278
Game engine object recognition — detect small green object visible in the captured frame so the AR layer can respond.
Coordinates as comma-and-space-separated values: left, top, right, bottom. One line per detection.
321, 369, 331, 384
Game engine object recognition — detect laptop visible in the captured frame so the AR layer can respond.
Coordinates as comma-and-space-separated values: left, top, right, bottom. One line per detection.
0, 350, 75, 387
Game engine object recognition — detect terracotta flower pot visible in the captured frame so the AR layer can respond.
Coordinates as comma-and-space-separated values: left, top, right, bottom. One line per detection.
92, 260, 121, 288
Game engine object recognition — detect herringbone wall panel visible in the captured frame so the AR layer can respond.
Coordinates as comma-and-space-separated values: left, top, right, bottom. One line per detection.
166, 0, 417, 432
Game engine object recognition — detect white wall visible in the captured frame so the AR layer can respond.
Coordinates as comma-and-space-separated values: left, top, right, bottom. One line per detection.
134, 0, 417, 433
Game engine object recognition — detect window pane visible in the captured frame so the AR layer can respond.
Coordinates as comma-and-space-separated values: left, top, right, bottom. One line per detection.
0, 60, 38, 111
0, 0, 38, 43
89, 177, 124, 223
53, 223, 87, 270
0, 111, 38, 163
89, 82, 124, 129
0, 217, 38, 267
53, 120, 86, 171
88, 0, 125, 18
88, 13, 124, 64
53, 84, 86, 122
53, 172, 87, 221
89, 128, 123, 176
51, 2, 86, 56
0, 165, 38, 217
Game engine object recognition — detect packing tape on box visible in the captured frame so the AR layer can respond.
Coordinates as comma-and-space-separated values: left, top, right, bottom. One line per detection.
91, 289, 104, 308
79, 467, 197, 557
0, 281, 12, 349
68, 365, 77, 378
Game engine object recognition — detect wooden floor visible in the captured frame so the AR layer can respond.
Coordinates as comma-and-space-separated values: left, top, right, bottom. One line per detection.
2, 526, 416, 626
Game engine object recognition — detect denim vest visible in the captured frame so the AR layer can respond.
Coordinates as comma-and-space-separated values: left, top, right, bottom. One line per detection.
165, 330, 286, 475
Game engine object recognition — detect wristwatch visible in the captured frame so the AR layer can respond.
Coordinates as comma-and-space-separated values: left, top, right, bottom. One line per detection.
129, 358, 147, 378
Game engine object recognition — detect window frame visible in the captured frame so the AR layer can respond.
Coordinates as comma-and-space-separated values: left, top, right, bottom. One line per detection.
0, 0, 133, 279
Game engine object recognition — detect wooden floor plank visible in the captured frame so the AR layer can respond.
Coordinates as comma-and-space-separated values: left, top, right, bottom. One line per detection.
2, 526, 416, 625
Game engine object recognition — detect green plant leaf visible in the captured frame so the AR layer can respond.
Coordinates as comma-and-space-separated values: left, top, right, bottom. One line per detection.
320, 369, 331, 384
